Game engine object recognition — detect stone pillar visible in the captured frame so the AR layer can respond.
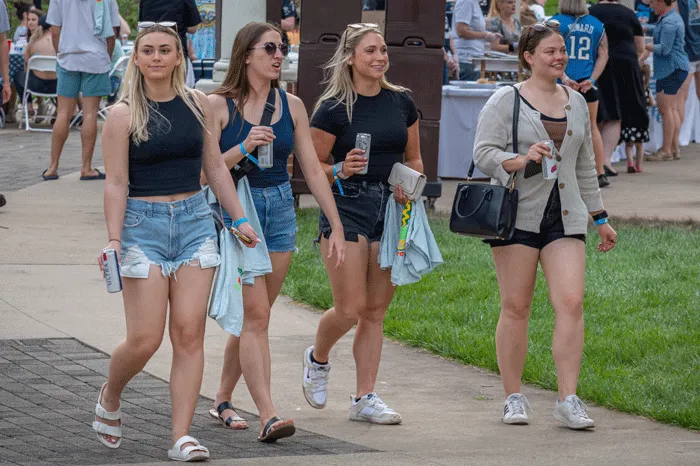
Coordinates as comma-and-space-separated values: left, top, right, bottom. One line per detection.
195, 0, 268, 93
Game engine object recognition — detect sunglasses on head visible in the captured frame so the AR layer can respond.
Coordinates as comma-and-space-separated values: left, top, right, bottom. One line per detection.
529, 19, 560, 32
347, 23, 379, 30
138, 21, 179, 33
249, 42, 289, 57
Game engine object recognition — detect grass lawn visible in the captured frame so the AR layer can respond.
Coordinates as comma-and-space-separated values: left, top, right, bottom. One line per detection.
282, 208, 700, 431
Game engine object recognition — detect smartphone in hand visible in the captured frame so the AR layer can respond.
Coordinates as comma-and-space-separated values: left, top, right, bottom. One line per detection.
229, 227, 253, 244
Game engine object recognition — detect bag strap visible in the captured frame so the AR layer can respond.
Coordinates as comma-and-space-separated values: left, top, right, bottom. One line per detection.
467, 85, 520, 181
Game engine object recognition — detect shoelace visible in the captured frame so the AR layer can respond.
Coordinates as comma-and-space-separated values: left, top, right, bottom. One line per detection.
368, 395, 395, 413
308, 367, 329, 393
570, 397, 589, 418
507, 395, 531, 415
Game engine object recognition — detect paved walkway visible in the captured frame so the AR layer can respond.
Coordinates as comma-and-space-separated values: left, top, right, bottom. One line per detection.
0, 128, 698, 465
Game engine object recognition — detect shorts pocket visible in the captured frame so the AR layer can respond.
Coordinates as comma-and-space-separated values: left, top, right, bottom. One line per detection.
194, 203, 213, 219
332, 182, 361, 199
123, 210, 145, 228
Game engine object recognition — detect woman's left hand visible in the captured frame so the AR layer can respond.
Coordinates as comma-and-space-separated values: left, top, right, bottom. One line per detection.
326, 229, 346, 269
645, 43, 654, 52
596, 223, 617, 252
394, 185, 409, 206
237, 222, 261, 248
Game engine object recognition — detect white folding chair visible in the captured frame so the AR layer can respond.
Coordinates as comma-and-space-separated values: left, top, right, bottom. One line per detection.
98, 55, 131, 119
21, 55, 58, 132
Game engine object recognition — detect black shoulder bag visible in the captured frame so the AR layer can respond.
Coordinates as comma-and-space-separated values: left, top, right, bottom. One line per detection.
231, 88, 277, 183
449, 86, 520, 240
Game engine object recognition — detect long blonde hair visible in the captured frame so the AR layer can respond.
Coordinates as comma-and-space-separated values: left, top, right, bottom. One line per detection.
312, 25, 408, 123
117, 25, 205, 145
212, 22, 282, 127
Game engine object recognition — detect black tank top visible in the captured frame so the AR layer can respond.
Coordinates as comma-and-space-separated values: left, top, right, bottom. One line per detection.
128, 95, 204, 197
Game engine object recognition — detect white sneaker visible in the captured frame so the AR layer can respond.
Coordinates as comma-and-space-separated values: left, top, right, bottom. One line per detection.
553, 395, 595, 429
349, 393, 402, 425
302, 346, 330, 409
502, 393, 531, 425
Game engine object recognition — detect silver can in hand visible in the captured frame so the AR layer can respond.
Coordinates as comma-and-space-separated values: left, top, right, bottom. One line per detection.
541, 140, 559, 180
355, 133, 371, 175
256, 140, 274, 169
101, 249, 122, 293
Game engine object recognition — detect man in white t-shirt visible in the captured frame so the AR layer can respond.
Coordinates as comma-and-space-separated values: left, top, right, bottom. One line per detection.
42, 0, 120, 181
452, 0, 501, 81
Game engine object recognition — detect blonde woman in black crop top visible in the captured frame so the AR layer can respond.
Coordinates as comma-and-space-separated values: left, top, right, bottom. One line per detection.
95, 24, 258, 462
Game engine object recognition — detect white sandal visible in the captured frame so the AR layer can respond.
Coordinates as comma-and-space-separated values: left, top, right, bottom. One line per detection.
168, 435, 210, 462
92, 382, 122, 449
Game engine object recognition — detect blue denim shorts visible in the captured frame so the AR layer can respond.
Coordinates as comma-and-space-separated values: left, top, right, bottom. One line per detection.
220, 181, 297, 253
656, 69, 689, 96
120, 190, 221, 278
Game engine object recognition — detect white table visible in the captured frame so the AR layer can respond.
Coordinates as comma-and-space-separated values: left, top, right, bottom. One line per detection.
438, 84, 499, 179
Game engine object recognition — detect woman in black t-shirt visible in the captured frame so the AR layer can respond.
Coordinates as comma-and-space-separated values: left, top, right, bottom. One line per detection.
301, 23, 423, 425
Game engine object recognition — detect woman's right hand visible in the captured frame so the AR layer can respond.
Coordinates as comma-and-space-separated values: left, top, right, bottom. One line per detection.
523, 142, 552, 168
342, 148, 368, 177
97, 240, 121, 276
242, 126, 275, 154
237, 222, 261, 248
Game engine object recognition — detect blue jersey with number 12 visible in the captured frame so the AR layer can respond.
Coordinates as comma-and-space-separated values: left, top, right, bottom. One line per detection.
552, 14, 605, 81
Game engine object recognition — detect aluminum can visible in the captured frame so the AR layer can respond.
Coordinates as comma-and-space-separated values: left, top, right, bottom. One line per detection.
257, 140, 274, 168
355, 133, 371, 175
102, 249, 122, 293
541, 140, 559, 180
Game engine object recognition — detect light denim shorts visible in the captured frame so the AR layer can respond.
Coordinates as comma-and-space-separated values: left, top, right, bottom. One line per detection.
219, 181, 297, 253
120, 190, 221, 278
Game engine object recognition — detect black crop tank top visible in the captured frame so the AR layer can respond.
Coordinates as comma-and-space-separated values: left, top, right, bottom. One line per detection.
128, 95, 204, 197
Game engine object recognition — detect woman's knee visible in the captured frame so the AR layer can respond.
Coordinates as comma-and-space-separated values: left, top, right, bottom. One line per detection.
358, 306, 387, 325
553, 292, 584, 317
127, 333, 164, 358
242, 301, 271, 334
170, 323, 205, 353
334, 299, 365, 325
500, 300, 532, 321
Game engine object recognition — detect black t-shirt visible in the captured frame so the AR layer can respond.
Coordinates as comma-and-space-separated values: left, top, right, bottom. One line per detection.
311, 88, 419, 184
589, 3, 643, 62
139, 0, 202, 57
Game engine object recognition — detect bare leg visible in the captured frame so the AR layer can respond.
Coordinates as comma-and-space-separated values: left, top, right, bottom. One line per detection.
313, 237, 370, 363
540, 239, 586, 399
79, 96, 102, 177
598, 120, 621, 173
354, 241, 395, 398
671, 93, 683, 154
657, 92, 674, 154
168, 264, 215, 446
46, 95, 77, 177
491, 244, 540, 396
98, 266, 170, 445
587, 101, 605, 176
635, 142, 643, 172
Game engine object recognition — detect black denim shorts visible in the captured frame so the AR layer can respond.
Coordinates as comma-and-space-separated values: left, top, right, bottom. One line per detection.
486, 184, 586, 250
577, 78, 599, 103
319, 180, 390, 243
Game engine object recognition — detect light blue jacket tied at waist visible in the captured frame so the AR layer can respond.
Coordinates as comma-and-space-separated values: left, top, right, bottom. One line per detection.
652, 10, 690, 81
379, 195, 443, 286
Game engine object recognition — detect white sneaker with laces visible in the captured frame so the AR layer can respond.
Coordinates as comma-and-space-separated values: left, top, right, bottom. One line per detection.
302, 346, 330, 409
553, 395, 595, 429
349, 393, 402, 425
502, 393, 531, 425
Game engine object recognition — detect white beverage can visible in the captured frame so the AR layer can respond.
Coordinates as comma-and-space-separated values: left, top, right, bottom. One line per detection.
355, 133, 371, 175
101, 249, 122, 293
257, 140, 274, 169
541, 140, 559, 180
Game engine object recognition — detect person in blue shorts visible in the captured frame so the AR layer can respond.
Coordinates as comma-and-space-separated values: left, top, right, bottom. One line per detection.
553, 0, 611, 187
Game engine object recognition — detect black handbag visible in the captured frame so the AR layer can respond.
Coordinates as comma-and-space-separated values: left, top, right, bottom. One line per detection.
449, 86, 520, 240
230, 87, 277, 183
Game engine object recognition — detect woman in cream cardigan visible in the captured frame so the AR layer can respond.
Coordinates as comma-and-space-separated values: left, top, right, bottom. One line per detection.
473, 21, 617, 430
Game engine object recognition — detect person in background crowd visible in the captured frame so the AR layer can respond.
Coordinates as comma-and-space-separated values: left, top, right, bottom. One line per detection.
635, 0, 657, 25
303, 23, 423, 426
520, 0, 539, 27
362, 0, 386, 10
676, 0, 700, 137
23, 6, 38, 41
487, 0, 522, 54
444, 0, 459, 83
625, 63, 654, 172
553, 0, 611, 187
12, 1, 29, 42
453, 0, 502, 81
96, 23, 259, 461
42, 0, 119, 181
644, 0, 689, 161
139, 0, 202, 87
1, 0, 10, 208
281, 0, 297, 32
589, 0, 647, 177
473, 20, 616, 430
479, 0, 492, 16
530, 0, 547, 21
14, 12, 55, 121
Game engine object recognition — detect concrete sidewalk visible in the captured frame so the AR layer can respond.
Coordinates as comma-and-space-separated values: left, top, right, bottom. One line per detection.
0, 166, 699, 464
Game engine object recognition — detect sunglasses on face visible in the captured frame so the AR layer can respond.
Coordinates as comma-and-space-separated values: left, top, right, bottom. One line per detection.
529, 19, 561, 31
137, 21, 179, 33
249, 42, 289, 57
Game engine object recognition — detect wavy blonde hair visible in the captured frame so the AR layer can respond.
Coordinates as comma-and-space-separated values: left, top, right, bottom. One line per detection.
117, 25, 205, 145
312, 24, 408, 123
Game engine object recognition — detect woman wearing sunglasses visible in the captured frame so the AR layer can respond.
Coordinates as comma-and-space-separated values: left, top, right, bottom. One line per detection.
301, 23, 423, 425
96, 24, 258, 461
205, 22, 345, 442
473, 21, 617, 430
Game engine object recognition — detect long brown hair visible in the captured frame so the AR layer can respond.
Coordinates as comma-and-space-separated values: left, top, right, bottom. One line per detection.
212, 22, 282, 125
